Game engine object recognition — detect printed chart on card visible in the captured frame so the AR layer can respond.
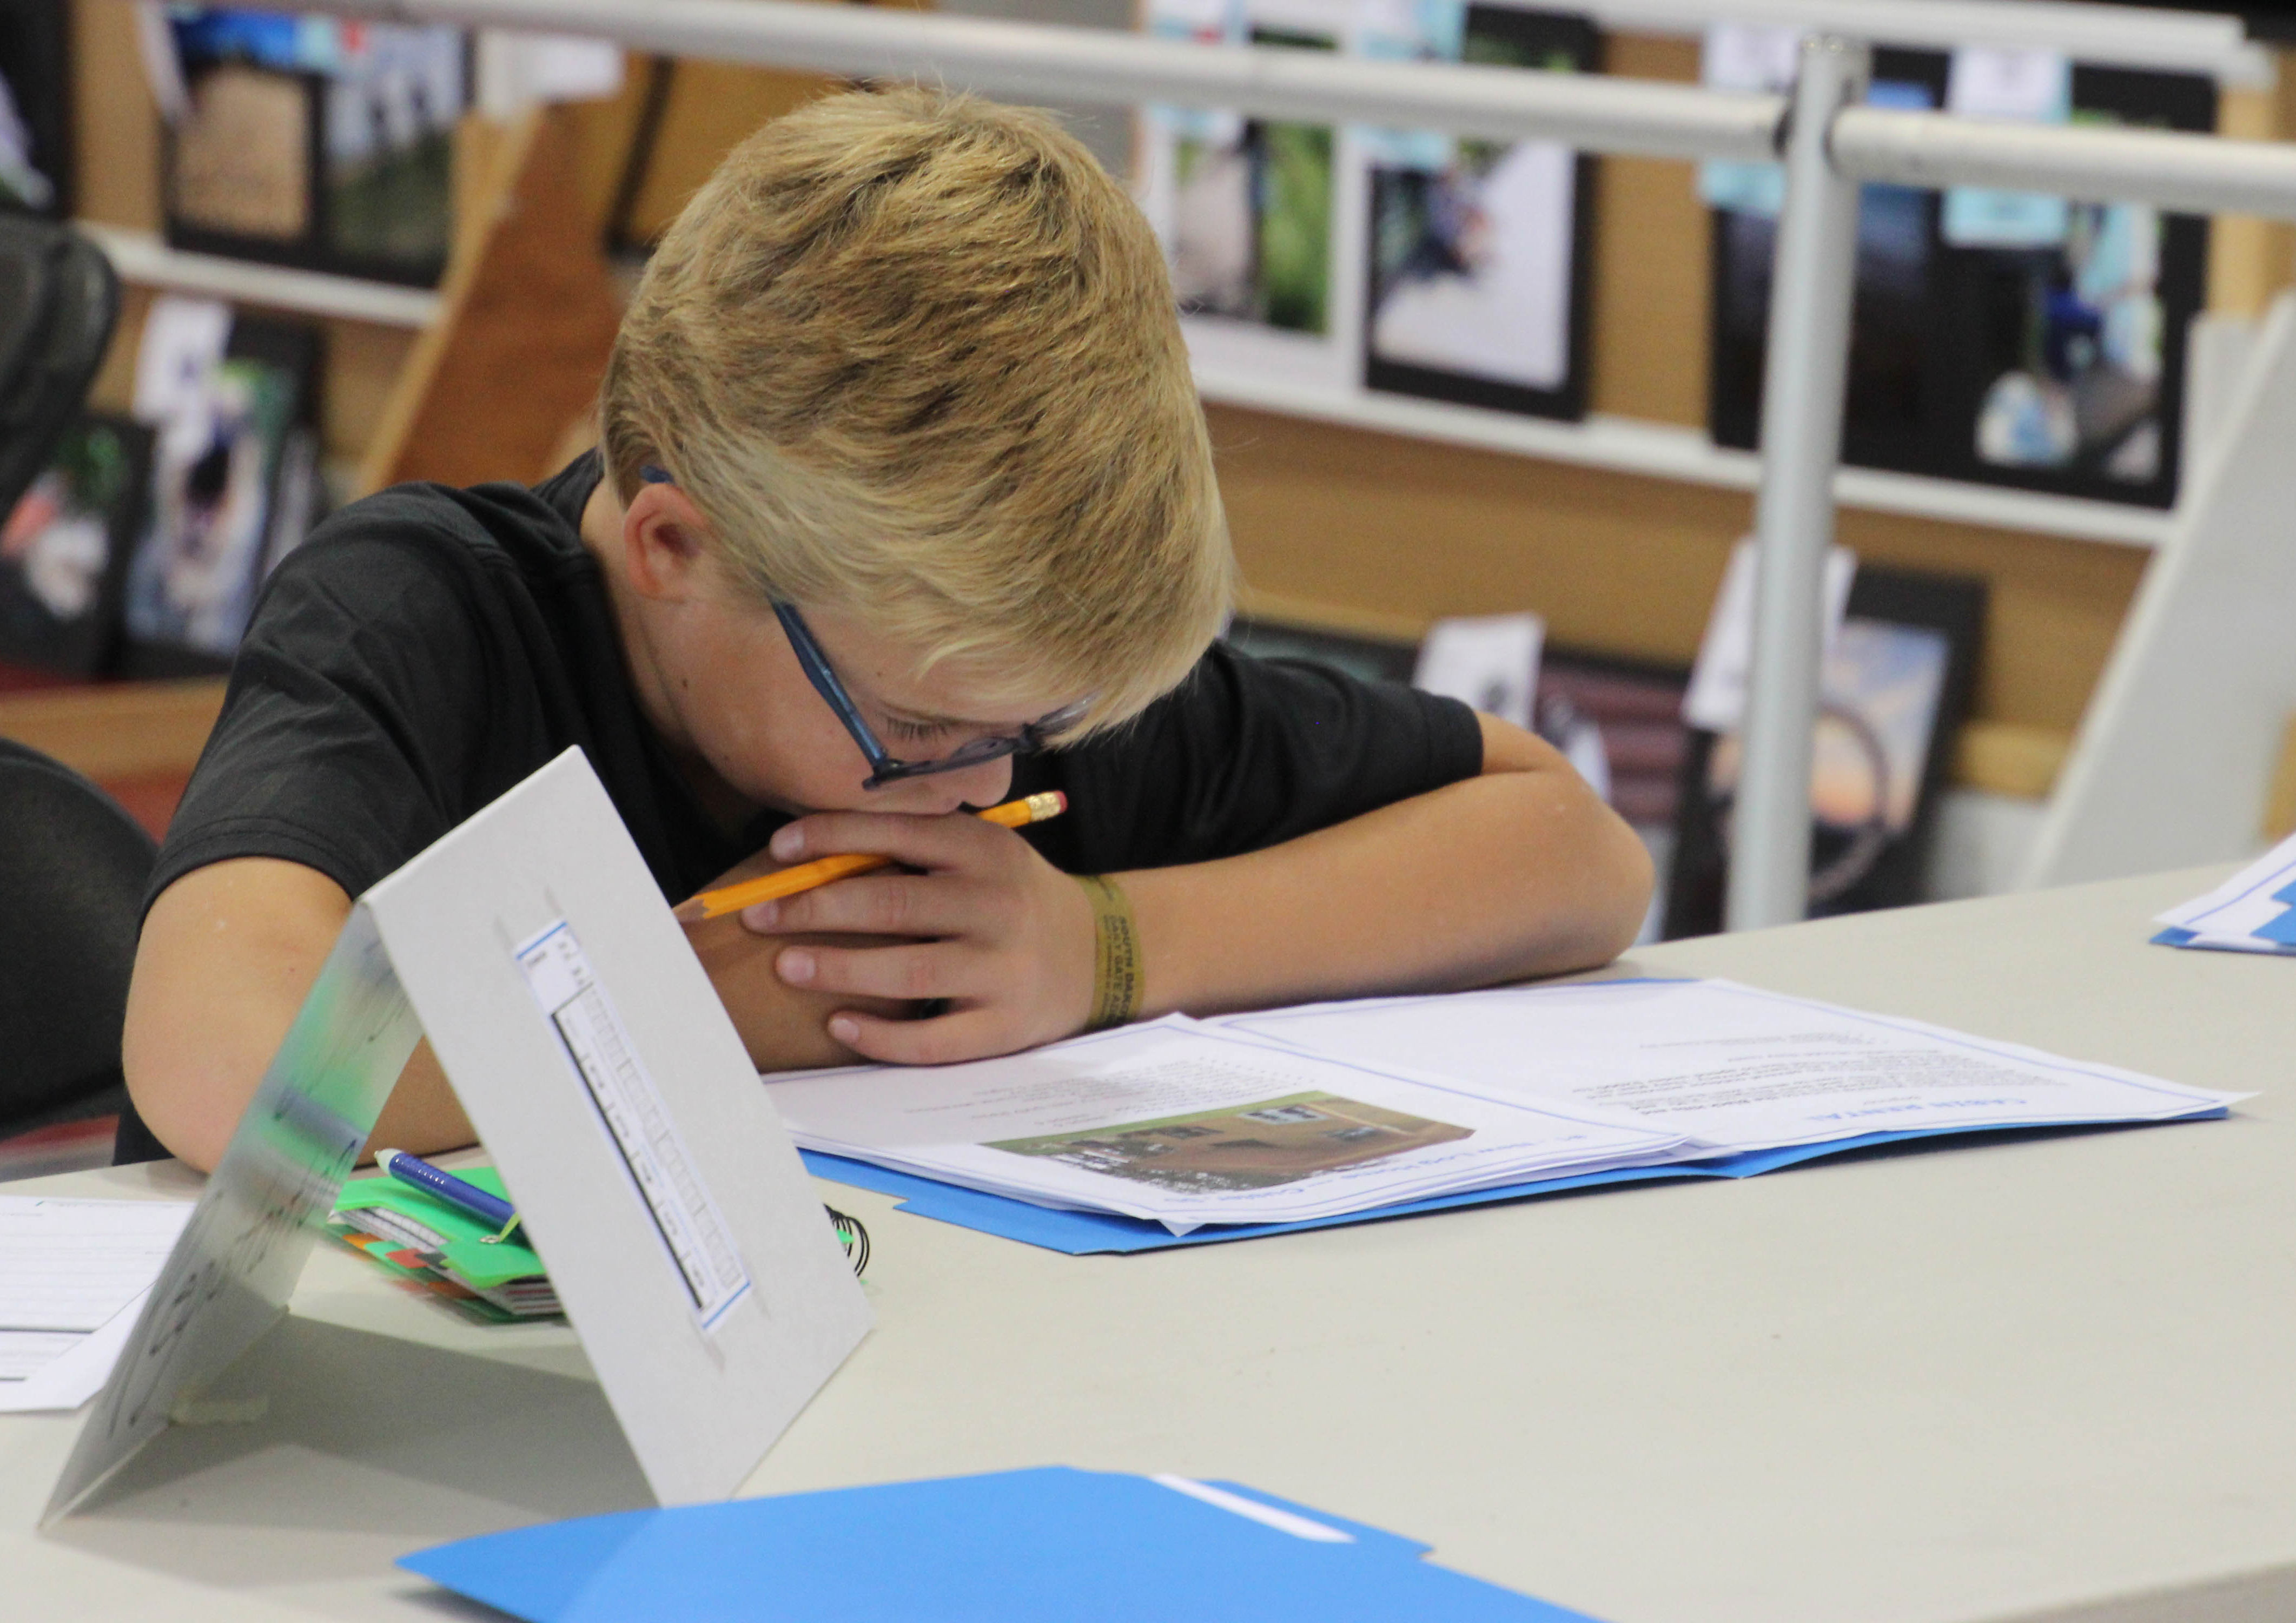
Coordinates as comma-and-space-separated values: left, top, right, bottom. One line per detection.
517, 921, 753, 1330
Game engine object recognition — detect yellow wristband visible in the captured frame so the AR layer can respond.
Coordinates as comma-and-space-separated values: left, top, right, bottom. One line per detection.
1076, 874, 1143, 1030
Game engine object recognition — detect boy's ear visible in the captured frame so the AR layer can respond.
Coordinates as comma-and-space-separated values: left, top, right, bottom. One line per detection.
621, 482, 713, 602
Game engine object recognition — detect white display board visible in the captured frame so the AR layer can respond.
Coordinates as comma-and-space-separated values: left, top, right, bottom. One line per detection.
47, 749, 870, 1519
2027, 293, 2296, 887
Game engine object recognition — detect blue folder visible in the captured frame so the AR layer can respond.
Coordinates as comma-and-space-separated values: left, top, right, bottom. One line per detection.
402, 1467, 1609, 1623
796, 1109, 2216, 1256
2153, 874, 2296, 951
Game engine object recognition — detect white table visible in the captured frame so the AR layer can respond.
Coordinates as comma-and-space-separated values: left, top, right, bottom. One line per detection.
5, 867, 2292, 1623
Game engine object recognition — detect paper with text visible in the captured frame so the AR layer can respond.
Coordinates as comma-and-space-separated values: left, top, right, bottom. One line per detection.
1221, 979, 2243, 1156
0, 1198, 193, 1410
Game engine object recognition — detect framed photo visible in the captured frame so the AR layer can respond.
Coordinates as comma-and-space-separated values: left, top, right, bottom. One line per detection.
1663, 567, 1986, 939
1535, 648, 1689, 945
0, 0, 69, 217
1535, 647, 1688, 833
164, 11, 463, 287
1362, 5, 1600, 420
120, 316, 323, 678
0, 417, 151, 676
1710, 51, 2211, 509
1174, 0, 1339, 338
1138, 0, 1362, 391
317, 22, 462, 281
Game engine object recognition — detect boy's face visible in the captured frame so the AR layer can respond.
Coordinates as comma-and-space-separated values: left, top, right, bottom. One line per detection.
662, 580, 1102, 823
597, 474, 1085, 822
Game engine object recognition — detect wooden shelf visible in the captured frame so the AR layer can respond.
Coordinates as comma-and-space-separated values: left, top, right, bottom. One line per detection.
0, 678, 228, 782
1192, 366, 2174, 551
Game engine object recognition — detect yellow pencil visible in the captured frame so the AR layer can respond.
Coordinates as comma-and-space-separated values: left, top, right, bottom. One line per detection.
671, 790, 1068, 925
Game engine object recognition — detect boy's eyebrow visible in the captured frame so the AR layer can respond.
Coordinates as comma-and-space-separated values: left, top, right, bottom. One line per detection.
877, 701, 982, 729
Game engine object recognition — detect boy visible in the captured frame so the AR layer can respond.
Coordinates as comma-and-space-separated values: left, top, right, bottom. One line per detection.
122, 88, 1651, 1172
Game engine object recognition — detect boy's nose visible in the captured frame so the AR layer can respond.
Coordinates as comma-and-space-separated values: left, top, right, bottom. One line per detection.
937, 756, 1015, 815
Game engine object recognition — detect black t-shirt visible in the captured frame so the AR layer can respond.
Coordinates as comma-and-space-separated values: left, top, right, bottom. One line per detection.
150, 454, 1484, 909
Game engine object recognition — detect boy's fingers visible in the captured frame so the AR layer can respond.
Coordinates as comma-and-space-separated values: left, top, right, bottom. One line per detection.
776, 940, 978, 1003
770, 809, 1005, 871
745, 874, 980, 938
828, 1007, 1008, 1067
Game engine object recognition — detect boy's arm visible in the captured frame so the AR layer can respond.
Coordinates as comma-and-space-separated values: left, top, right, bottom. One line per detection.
124, 859, 466, 1175
750, 712, 1653, 1061
1124, 712, 1651, 1016
124, 857, 909, 1172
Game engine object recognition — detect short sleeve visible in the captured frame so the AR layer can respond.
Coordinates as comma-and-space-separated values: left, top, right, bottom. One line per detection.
147, 525, 510, 909
1020, 643, 1485, 874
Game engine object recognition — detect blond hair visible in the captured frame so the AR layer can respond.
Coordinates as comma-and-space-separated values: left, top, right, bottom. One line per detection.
600, 86, 1232, 734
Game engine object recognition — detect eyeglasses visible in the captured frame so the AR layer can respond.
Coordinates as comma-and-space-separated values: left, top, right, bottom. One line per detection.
636, 463, 1086, 791
774, 601, 1088, 791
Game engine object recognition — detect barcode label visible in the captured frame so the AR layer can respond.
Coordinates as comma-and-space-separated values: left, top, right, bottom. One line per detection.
516, 921, 752, 1331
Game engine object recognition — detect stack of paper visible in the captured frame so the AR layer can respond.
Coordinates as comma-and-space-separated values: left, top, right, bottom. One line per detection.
768, 1019, 1690, 1235
331, 1169, 560, 1320
768, 980, 2241, 1237
403, 1466, 1609, 1622
0, 1196, 195, 1411
1221, 979, 2236, 1155
2153, 832, 2296, 953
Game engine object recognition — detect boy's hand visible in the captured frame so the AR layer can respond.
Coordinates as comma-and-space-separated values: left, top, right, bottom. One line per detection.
740, 810, 1098, 1064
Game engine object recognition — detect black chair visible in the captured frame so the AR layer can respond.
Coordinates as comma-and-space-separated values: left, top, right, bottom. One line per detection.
0, 738, 157, 1143
0, 214, 120, 520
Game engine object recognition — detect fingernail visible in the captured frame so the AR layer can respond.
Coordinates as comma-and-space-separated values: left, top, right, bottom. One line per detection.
778, 948, 815, 984
744, 900, 779, 929
771, 825, 805, 860
828, 1015, 859, 1045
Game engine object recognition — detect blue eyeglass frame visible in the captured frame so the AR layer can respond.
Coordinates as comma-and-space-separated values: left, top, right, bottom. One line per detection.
639, 463, 1089, 791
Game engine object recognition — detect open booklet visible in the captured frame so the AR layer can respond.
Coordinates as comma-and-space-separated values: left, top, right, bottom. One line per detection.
766, 979, 2243, 1236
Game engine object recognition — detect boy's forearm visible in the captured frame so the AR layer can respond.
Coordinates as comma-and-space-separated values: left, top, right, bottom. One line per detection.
125, 857, 892, 1174
1118, 730, 1651, 1018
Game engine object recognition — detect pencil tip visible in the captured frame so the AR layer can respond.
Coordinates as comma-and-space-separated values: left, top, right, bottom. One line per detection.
671, 900, 707, 925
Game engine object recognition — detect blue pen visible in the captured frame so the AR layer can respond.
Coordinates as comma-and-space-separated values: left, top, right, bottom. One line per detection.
375, 1149, 525, 1244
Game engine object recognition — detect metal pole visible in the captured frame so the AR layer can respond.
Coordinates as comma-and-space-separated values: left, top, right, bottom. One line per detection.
1833, 108, 2296, 222
1725, 35, 1868, 933
324, 0, 1784, 161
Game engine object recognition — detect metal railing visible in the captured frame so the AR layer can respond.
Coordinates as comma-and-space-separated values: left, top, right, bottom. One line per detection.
306, 0, 2296, 928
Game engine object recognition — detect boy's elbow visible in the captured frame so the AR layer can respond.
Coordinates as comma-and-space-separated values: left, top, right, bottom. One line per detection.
122, 859, 360, 1176
122, 1033, 233, 1175
1540, 799, 1652, 974
1588, 809, 1656, 963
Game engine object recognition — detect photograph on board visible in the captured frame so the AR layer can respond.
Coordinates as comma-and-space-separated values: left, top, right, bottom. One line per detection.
321, 21, 462, 279
1664, 569, 1984, 938
1363, 4, 1598, 418
163, 9, 463, 283
1149, 0, 1339, 337
0, 418, 151, 676
122, 316, 321, 672
991, 1093, 1473, 1195
1706, 35, 2209, 509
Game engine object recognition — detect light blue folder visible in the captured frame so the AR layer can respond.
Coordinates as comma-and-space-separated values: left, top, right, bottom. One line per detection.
402, 1467, 1609, 1623
796, 1110, 2218, 1256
